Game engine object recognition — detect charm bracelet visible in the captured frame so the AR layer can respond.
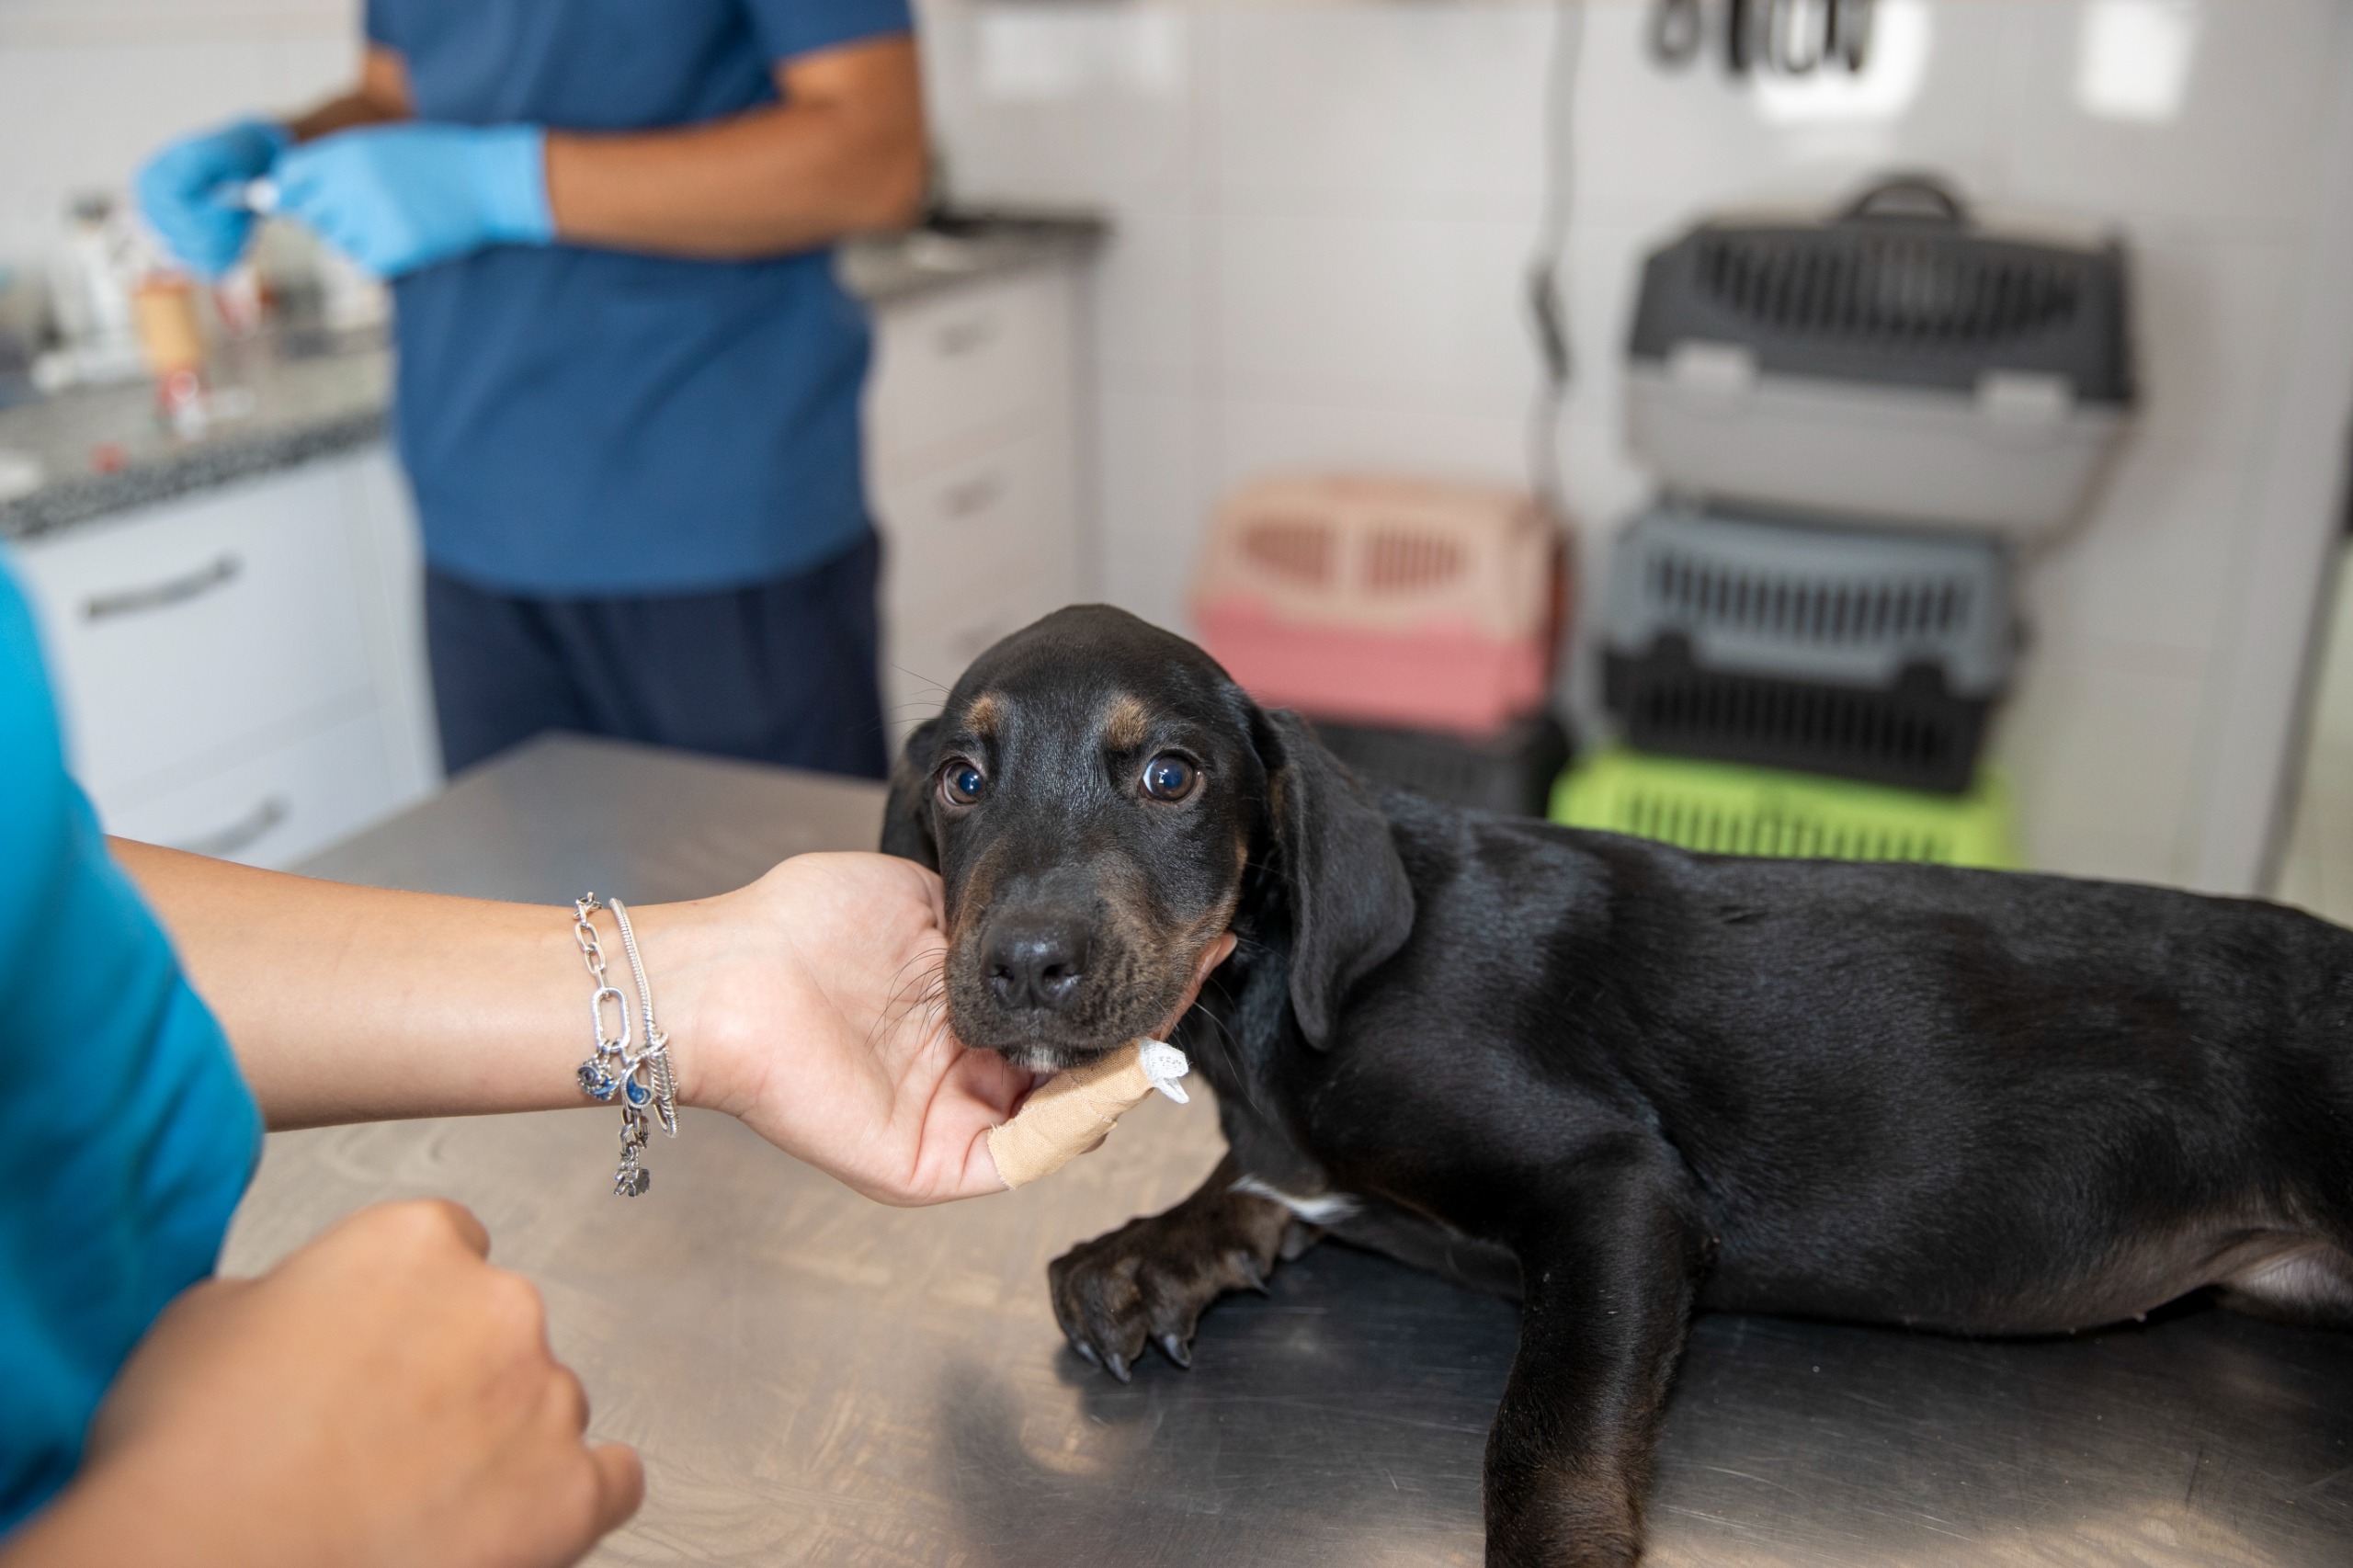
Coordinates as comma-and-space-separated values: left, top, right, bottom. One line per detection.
573, 893, 677, 1195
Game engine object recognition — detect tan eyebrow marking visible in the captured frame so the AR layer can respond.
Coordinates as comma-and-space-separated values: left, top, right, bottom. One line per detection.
963, 691, 1006, 735
1102, 693, 1154, 751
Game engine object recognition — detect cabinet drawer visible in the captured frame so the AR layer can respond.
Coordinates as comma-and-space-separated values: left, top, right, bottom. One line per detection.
101, 705, 402, 869
876, 430, 1080, 625
867, 272, 1059, 472
14, 467, 377, 800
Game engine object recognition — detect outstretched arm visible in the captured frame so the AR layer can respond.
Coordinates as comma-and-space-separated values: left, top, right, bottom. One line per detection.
112, 843, 1025, 1204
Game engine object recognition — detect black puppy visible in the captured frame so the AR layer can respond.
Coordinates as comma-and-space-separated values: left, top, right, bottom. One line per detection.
881, 605, 2353, 1567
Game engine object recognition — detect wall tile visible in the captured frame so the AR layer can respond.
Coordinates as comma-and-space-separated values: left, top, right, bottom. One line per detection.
1096, 384, 1206, 634
1998, 0, 2343, 232
917, 0, 1198, 210
1993, 655, 2211, 883
1088, 202, 1199, 393
2029, 458, 2253, 664
2120, 233, 2301, 467
1213, 209, 1538, 409
1210, 3, 1549, 222
1209, 391, 1527, 503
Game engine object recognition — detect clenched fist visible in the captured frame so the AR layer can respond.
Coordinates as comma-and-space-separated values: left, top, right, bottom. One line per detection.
6, 1200, 639, 1568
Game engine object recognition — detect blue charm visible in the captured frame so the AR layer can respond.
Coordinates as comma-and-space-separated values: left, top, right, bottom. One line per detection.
622, 1071, 652, 1108
577, 1058, 619, 1102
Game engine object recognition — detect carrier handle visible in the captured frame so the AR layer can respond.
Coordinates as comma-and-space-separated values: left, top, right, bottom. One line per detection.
1839, 176, 1969, 227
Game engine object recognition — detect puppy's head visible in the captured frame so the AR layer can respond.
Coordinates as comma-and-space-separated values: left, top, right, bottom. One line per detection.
882, 605, 1414, 1073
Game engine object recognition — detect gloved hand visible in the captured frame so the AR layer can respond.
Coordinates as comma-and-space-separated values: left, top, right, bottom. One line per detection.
134, 118, 291, 279
273, 123, 553, 279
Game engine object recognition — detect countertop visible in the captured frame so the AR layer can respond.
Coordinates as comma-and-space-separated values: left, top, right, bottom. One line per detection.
0, 214, 1105, 545
224, 732, 2353, 1567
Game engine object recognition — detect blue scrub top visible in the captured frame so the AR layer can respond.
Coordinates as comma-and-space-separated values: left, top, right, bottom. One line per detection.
0, 558, 262, 1533
365, 0, 915, 597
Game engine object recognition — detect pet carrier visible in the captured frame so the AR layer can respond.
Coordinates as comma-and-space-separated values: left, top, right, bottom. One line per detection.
1601, 503, 2016, 793
1311, 711, 1572, 818
1625, 176, 2134, 539
1551, 746, 2019, 869
1194, 474, 1568, 736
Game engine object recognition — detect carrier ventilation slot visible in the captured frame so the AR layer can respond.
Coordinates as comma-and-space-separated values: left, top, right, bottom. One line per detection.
1614, 789, 1953, 863
1630, 670, 1960, 774
1695, 233, 2084, 348
1242, 517, 1337, 587
1648, 553, 1970, 643
1364, 529, 1466, 595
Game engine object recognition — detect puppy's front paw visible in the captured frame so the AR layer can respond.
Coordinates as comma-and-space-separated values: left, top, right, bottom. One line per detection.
1048, 1190, 1295, 1380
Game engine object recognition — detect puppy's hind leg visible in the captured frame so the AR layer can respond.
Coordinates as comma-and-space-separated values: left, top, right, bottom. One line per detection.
2222, 1050, 2353, 1329
1484, 1138, 1713, 1568
2215, 1239, 2353, 1329
1049, 1153, 1311, 1380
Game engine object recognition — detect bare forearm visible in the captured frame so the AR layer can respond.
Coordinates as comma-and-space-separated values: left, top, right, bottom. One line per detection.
545, 37, 926, 257
286, 46, 412, 142
111, 839, 597, 1129
105, 844, 1034, 1206
284, 91, 404, 142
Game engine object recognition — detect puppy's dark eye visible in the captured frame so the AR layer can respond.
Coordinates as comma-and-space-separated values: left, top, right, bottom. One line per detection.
940, 759, 986, 806
1142, 753, 1198, 801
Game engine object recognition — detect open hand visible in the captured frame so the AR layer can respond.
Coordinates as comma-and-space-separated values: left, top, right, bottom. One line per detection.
646, 852, 1229, 1204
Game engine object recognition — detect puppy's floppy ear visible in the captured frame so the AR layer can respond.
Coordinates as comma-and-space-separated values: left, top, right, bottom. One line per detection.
1256, 708, 1415, 1049
880, 717, 943, 869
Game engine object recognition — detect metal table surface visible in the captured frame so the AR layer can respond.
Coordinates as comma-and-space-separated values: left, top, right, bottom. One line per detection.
223, 733, 2353, 1567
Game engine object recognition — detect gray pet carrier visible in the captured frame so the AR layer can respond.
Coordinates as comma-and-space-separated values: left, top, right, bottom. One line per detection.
1624, 176, 2134, 540
1602, 504, 2018, 793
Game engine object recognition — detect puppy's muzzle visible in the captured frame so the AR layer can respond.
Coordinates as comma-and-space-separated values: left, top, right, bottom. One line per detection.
983, 912, 1092, 1014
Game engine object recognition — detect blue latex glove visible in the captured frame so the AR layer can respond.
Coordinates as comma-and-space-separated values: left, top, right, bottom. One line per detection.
135, 118, 291, 279
273, 124, 553, 279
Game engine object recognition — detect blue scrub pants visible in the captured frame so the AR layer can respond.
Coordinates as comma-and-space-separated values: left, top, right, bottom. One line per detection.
425, 533, 889, 780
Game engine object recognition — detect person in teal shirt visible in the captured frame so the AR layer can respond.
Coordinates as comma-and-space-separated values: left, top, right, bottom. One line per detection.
0, 554, 262, 1530
0, 551, 1111, 1563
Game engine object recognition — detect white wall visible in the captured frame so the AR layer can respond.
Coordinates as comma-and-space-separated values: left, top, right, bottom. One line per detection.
918, 0, 2353, 893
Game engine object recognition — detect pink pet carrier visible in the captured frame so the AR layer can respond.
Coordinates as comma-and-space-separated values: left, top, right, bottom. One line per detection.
1192, 475, 1570, 736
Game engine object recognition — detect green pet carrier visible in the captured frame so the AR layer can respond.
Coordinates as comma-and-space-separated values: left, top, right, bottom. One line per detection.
1551, 746, 2018, 869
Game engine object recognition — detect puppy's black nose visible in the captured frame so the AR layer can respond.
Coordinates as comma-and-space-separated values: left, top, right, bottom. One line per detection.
985, 917, 1090, 1012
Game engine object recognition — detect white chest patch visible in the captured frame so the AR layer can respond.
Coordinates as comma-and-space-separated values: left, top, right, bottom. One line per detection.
1232, 1175, 1362, 1225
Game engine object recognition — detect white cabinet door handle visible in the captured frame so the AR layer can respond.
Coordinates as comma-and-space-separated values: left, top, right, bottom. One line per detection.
941, 471, 1006, 519
170, 794, 289, 858
83, 553, 242, 622
934, 312, 1000, 357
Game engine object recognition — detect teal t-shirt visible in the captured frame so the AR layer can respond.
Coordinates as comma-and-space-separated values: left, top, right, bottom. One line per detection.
0, 554, 261, 1532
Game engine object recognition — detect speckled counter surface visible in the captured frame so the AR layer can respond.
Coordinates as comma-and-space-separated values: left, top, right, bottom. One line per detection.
836, 212, 1107, 305
0, 215, 1106, 547
0, 335, 390, 543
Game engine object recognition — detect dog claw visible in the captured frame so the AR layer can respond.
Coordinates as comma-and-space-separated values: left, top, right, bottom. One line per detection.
1072, 1341, 1102, 1369
1234, 1255, 1270, 1295
1159, 1333, 1192, 1369
1105, 1350, 1132, 1383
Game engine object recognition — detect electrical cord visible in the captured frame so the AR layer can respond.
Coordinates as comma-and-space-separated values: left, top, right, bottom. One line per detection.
1524, 0, 1586, 527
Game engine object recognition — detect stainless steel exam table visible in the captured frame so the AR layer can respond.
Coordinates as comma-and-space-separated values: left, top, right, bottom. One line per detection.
222, 733, 2353, 1567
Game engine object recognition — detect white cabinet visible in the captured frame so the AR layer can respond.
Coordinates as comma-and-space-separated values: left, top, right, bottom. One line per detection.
865, 262, 1092, 742
10, 448, 439, 869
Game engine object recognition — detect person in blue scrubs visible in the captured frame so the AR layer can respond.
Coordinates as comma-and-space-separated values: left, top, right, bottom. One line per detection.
0, 536, 1056, 1561
135, 0, 927, 778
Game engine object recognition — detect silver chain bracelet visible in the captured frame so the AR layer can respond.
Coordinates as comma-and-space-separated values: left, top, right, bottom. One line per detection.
573, 893, 676, 1196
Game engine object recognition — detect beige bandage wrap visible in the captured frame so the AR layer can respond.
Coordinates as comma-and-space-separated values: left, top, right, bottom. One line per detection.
987, 1039, 1190, 1188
